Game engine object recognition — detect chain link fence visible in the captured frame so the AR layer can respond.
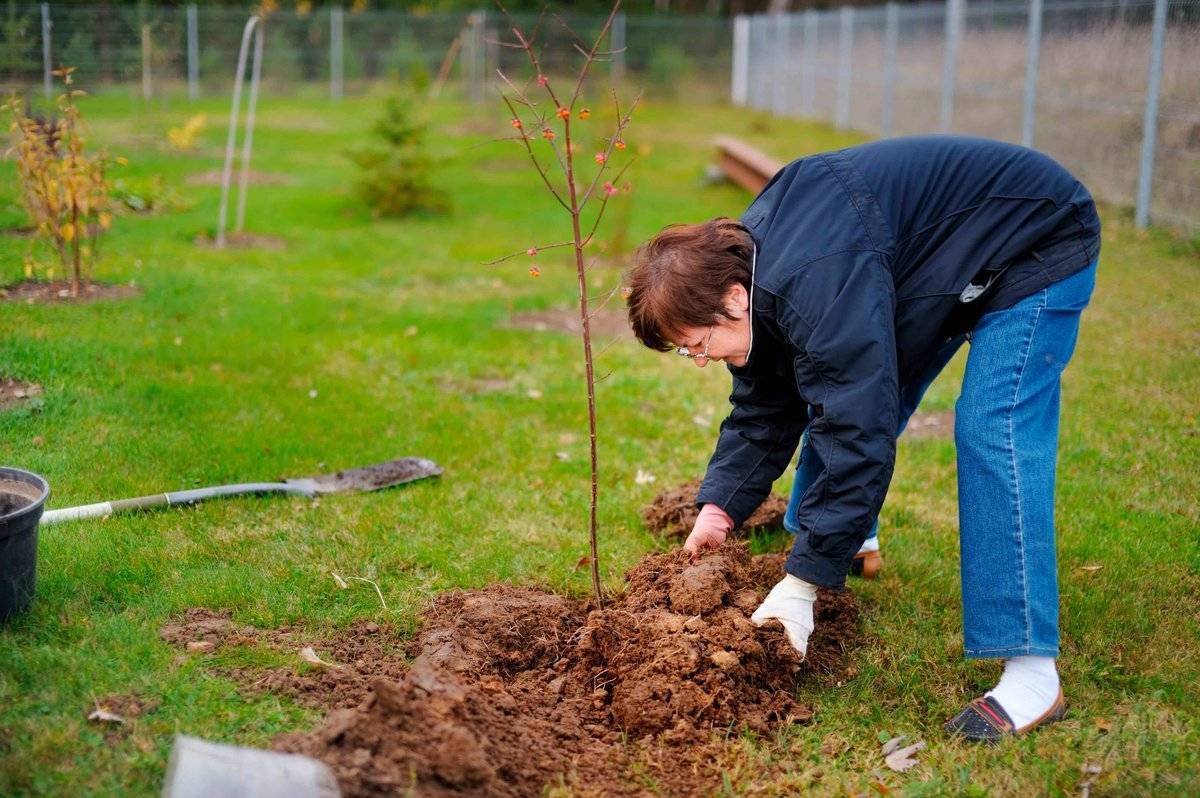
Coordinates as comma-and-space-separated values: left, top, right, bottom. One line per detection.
0, 4, 734, 102
734, 0, 1200, 234
3, 3, 1195, 233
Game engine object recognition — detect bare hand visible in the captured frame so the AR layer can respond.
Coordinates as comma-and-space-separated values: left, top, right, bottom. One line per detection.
684, 503, 735, 562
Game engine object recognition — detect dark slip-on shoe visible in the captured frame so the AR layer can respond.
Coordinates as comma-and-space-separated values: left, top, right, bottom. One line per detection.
944, 689, 1066, 742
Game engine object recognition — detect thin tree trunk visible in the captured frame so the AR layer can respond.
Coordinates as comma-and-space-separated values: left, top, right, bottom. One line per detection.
563, 124, 603, 609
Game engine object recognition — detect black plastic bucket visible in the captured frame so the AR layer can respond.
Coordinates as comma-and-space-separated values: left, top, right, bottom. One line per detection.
0, 467, 49, 624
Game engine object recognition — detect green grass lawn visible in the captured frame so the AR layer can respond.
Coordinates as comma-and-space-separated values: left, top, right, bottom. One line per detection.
1, 85, 1197, 796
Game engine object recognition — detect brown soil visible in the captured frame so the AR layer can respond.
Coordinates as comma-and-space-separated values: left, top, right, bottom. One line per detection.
0, 378, 42, 412
643, 479, 789, 540
185, 168, 294, 187
86, 692, 161, 743
227, 621, 409, 711
504, 307, 631, 339
159, 610, 408, 711
194, 231, 287, 250
903, 410, 956, 440
89, 692, 161, 720
0, 280, 139, 305
268, 544, 859, 797
0, 479, 42, 515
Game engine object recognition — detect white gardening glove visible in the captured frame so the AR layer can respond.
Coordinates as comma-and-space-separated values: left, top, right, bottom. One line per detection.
750, 574, 817, 657
684, 503, 735, 562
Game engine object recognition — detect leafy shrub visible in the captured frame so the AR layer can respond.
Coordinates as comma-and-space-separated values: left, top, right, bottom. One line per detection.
346, 91, 446, 217
3, 69, 121, 295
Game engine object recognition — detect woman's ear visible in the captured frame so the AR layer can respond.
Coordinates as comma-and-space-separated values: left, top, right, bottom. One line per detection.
723, 283, 749, 319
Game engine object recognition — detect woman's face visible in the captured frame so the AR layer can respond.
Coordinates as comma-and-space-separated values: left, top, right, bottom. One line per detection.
673, 284, 752, 369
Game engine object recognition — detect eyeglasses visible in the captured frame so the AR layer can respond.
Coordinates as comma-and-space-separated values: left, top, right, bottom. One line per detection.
675, 325, 714, 362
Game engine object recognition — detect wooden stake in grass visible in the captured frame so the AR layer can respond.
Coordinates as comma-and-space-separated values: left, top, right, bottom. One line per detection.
490, 1, 637, 608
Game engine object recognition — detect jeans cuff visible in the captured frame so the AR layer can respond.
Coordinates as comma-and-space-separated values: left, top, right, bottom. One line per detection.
963, 644, 1060, 660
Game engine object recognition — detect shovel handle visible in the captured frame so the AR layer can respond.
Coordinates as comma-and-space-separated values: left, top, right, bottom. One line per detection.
39, 483, 311, 525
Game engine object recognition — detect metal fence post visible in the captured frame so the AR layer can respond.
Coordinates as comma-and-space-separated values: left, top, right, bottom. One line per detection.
187, 4, 199, 100
463, 11, 486, 105
330, 6, 343, 100
475, 10, 487, 104
1135, 0, 1168, 229
801, 9, 817, 117
612, 12, 626, 84
41, 3, 51, 98
772, 13, 791, 116
732, 15, 749, 106
836, 6, 853, 129
141, 24, 152, 101
1021, 0, 1043, 147
940, 0, 963, 132
882, 1, 898, 137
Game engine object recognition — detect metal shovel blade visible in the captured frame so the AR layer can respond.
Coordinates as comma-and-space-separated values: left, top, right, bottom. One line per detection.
286, 457, 443, 495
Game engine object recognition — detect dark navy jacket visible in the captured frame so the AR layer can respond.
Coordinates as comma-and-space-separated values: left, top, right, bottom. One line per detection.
695, 135, 1100, 589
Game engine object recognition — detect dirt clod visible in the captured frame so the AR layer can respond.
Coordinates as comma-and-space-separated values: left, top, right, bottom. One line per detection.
274, 544, 859, 797
643, 478, 789, 539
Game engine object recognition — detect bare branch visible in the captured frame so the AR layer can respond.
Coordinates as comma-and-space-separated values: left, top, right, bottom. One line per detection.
484, 240, 576, 266
578, 92, 641, 211
501, 93, 570, 210
580, 155, 636, 225
568, 2, 622, 109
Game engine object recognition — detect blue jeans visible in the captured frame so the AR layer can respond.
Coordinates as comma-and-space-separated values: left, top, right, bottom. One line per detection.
786, 260, 1097, 659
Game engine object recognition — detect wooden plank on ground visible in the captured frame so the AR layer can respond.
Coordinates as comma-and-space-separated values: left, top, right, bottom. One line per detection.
713, 135, 782, 194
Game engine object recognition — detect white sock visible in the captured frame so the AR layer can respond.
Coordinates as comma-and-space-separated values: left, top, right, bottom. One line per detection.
857, 536, 880, 554
985, 656, 1060, 729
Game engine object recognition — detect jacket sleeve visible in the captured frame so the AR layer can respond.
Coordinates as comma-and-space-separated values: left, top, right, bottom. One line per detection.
781, 251, 900, 589
695, 351, 806, 528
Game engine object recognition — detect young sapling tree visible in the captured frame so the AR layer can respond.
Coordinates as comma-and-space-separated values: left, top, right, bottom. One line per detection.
490, 2, 638, 607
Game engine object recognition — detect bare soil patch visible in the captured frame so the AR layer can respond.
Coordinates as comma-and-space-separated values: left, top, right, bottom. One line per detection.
904, 410, 956, 440
185, 168, 294, 187
257, 544, 859, 797
159, 610, 408, 711
0, 378, 42, 412
85, 692, 161, 743
504, 307, 630, 339
193, 231, 287, 251
644, 478, 789, 540
0, 281, 139, 305
88, 692, 160, 722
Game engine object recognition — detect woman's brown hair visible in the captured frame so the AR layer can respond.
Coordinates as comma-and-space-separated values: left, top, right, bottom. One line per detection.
625, 217, 754, 351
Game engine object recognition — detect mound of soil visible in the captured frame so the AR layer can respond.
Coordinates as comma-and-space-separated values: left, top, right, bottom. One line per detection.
643, 479, 789, 539
274, 544, 859, 797
0, 281, 139, 305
